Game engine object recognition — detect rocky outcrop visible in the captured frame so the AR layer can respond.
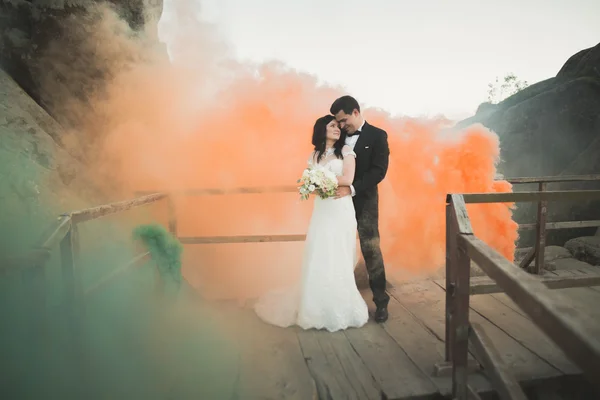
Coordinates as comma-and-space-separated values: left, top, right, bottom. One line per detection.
457, 42, 600, 247
0, 1, 167, 256
514, 237, 600, 273
0, 0, 164, 139
0, 66, 87, 254
564, 236, 600, 266
540, 245, 592, 271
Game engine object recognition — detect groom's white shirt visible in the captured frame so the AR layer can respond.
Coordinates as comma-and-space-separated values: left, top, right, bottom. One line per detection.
345, 119, 365, 197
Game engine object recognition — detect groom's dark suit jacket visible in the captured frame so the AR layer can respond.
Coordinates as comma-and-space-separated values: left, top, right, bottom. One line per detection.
351, 121, 390, 218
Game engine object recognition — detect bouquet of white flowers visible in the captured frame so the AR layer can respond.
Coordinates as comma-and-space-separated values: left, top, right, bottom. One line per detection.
297, 165, 339, 201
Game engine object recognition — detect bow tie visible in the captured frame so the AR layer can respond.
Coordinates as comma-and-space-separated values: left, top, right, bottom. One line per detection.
347, 131, 360, 137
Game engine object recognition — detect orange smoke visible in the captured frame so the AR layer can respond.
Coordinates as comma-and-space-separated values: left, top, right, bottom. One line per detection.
64, 5, 517, 299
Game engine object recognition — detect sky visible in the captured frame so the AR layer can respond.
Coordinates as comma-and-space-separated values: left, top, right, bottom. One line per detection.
158, 0, 600, 120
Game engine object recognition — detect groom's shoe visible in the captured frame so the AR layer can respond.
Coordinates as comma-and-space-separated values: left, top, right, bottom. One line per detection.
374, 306, 388, 323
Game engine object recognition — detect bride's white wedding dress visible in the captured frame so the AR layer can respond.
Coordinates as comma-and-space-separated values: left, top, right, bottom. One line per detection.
253, 151, 369, 332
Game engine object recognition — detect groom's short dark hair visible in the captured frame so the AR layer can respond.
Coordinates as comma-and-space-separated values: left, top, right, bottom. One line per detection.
330, 95, 360, 115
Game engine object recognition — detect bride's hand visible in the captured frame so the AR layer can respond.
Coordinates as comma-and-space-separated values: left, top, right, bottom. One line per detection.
334, 186, 352, 199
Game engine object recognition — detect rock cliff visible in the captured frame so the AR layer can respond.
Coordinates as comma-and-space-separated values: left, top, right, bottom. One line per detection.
0, 0, 165, 253
458, 42, 600, 247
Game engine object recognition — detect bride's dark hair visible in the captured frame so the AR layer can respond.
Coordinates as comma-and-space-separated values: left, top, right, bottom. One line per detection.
312, 115, 346, 163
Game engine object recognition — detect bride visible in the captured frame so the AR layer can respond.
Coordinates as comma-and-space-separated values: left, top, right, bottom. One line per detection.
253, 115, 369, 332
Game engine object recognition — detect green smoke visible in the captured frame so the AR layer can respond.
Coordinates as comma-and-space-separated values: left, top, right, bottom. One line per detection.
132, 223, 183, 285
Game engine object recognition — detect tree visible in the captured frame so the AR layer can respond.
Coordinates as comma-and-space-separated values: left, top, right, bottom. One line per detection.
487, 73, 529, 104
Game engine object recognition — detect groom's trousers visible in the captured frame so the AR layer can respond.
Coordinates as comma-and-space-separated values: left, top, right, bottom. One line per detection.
356, 195, 390, 309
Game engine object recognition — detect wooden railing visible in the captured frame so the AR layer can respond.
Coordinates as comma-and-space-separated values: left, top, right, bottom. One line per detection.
137, 174, 600, 248
445, 189, 600, 399
136, 187, 301, 244
505, 174, 600, 274
5, 192, 173, 377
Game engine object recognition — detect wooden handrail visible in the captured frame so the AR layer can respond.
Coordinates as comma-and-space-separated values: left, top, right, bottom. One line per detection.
502, 174, 600, 184
134, 175, 600, 273
135, 186, 297, 196
180, 234, 306, 244
15, 192, 172, 384
68, 193, 167, 223
518, 220, 600, 230
461, 234, 600, 383
445, 192, 600, 398
448, 189, 600, 204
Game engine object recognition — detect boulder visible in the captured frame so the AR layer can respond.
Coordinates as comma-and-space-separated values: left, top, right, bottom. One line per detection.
564, 236, 600, 266
539, 246, 573, 271
546, 257, 594, 271
456, 42, 600, 248
0, 0, 165, 135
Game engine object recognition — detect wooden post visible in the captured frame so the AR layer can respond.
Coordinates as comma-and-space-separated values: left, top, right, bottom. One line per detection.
60, 224, 85, 388
445, 200, 458, 362
20, 255, 47, 322
533, 182, 547, 274
61, 224, 84, 317
20, 250, 48, 366
452, 236, 472, 399
167, 195, 178, 237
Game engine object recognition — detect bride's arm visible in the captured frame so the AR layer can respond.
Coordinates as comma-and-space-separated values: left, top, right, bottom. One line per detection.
337, 145, 356, 186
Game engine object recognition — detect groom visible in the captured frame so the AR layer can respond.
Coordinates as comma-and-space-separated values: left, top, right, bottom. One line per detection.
331, 95, 390, 323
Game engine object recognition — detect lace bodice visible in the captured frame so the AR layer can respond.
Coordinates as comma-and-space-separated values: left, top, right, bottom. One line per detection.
308, 148, 356, 176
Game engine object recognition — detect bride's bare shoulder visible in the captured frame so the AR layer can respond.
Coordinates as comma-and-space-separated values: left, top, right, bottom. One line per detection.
342, 145, 356, 158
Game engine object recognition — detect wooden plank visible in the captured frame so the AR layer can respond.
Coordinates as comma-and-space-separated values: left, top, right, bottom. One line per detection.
137, 186, 298, 196
450, 194, 474, 234
469, 295, 579, 375
84, 252, 151, 297
228, 307, 317, 399
434, 268, 600, 295
180, 234, 306, 244
460, 235, 600, 388
460, 190, 600, 204
502, 174, 600, 184
553, 287, 600, 320
383, 295, 447, 377
297, 330, 382, 400
519, 220, 600, 230
467, 384, 483, 400
575, 266, 600, 276
392, 281, 457, 346
452, 233, 473, 399
490, 293, 530, 319
518, 247, 536, 269
430, 280, 561, 381
467, 300, 560, 382
381, 294, 490, 397
166, 196, 178, 236
393, 281, 567, 397
69, 193, 167, 223
37, 215, 72, 249
491, 271, 600, 321
436, 276, 533, 318
344, 322, 437, 399
445, 202, 459, 361
469, 323, 528, 400
533, 182, 548, 275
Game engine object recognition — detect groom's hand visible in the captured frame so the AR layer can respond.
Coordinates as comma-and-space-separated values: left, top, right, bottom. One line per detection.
335, 186, 352, 199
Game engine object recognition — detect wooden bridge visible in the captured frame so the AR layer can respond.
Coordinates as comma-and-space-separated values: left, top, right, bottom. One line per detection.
3, 175, 600, 399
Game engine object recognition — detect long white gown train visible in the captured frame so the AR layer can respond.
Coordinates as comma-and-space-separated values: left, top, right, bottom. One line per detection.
253, 155, 368, 332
